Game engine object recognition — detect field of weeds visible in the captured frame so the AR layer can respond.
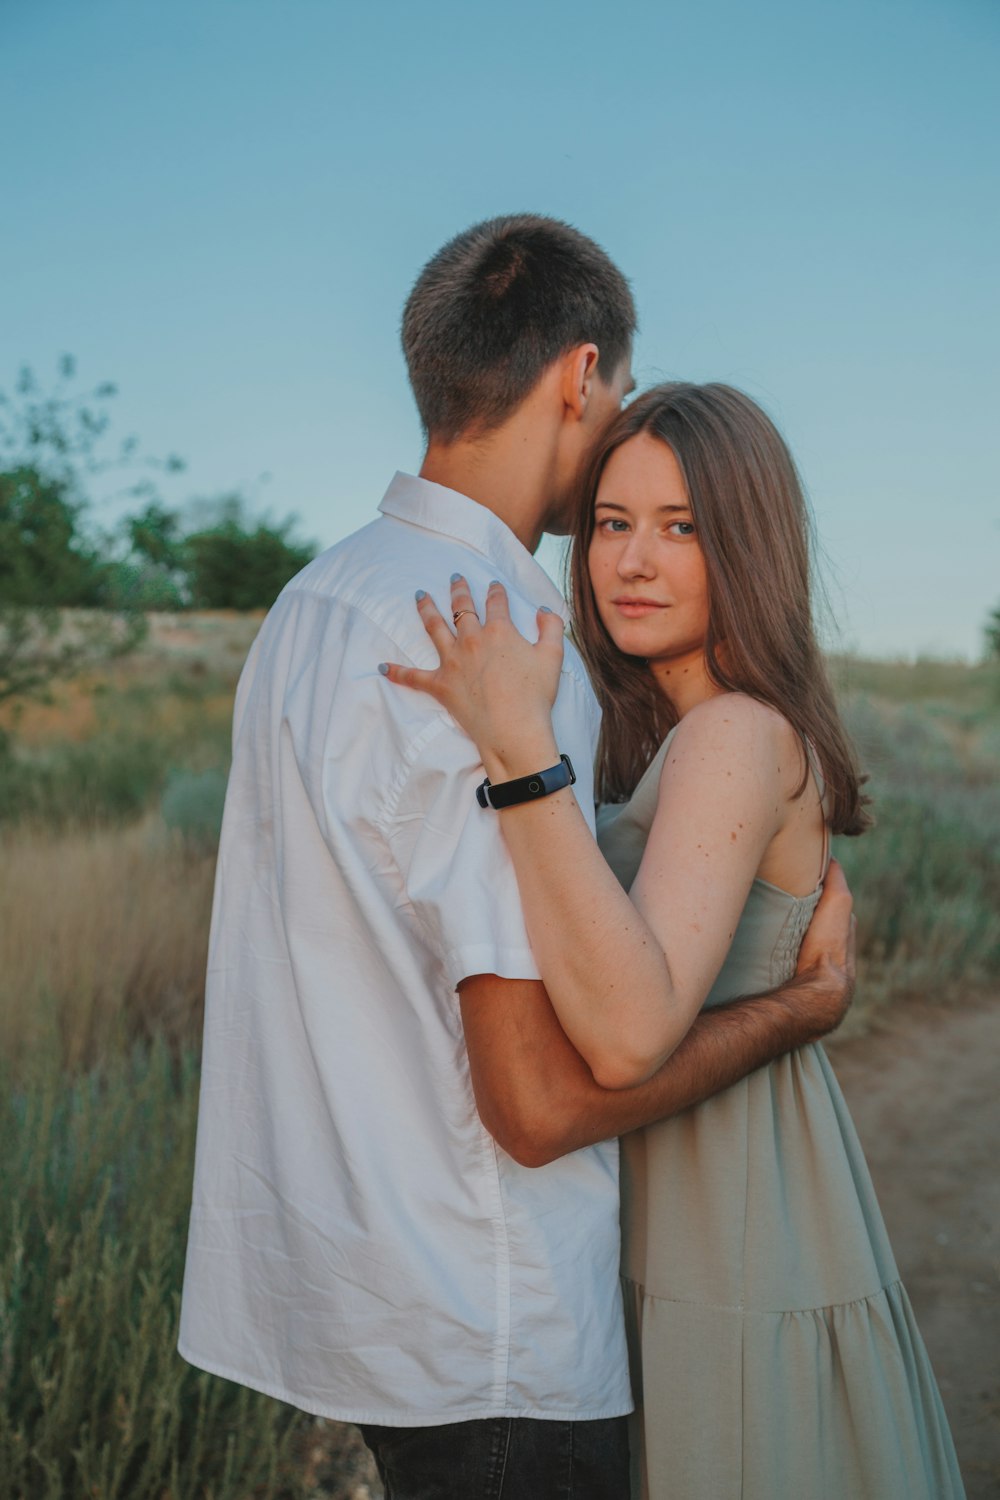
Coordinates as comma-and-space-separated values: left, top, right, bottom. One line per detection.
1, 615, 377, 1499
828, 655, 1000, 1030
1, 614, 997, 1497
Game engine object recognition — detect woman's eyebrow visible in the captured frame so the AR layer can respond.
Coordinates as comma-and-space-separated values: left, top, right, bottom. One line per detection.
595, 501, 691, 514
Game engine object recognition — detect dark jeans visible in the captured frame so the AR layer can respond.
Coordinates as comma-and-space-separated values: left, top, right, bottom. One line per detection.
359, 1415, 629, 1500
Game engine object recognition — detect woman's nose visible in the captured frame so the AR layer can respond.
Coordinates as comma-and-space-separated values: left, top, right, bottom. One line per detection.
617, 533, 656, 579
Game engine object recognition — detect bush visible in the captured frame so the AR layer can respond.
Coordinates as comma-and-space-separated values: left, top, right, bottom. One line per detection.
122, 499, 318, 611
0, 466, 109, 607
836, 795, 1000, 998
0, 731, 166, 827
986, 601, 1000, 660
0, 362, 312, 640
161, 767, 228, 850
102, 559, 187, 612
835, 693, 1000, 1010
183, 512, 316, 610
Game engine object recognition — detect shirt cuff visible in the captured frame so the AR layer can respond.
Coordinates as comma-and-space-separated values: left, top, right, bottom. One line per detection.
444, 944, 542, 993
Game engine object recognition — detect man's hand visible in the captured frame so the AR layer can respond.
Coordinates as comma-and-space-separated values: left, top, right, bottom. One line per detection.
792, 858, 857, 1038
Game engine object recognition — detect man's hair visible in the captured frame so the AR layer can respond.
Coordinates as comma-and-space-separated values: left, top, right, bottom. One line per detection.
401, 214, 636, 442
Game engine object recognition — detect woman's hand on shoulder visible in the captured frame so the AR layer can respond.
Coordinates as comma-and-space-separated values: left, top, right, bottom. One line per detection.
378, 576, 564, 778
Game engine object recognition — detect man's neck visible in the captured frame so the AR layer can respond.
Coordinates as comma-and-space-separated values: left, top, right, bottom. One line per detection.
419, 420, 560, 554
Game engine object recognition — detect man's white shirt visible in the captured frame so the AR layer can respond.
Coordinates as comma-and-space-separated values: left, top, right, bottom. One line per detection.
178, 472, 632, 1424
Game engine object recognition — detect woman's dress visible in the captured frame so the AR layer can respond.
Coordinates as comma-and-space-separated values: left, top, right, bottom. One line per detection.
596, 728, 966, 1500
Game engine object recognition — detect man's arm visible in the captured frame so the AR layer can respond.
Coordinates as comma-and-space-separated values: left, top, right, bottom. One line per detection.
461, 862, 856, 1168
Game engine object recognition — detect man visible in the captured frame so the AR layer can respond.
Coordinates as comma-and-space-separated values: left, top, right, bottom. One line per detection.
179, 215, 854, 1499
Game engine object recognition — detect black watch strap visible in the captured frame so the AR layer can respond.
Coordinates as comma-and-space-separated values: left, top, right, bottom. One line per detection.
476, 754, 576, 810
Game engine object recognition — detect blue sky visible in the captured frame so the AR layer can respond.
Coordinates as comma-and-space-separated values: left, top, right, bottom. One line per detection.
2, 0, 997, 656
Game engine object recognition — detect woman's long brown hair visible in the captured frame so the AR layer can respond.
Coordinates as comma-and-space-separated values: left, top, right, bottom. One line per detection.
568, 382, 871, 836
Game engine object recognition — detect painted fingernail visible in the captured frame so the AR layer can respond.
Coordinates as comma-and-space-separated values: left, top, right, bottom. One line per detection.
489, 579, 501, 588
450, 572, 463, 583
539, 605, 553, 613
378, 662, 389, 675
415, 589, 427, 601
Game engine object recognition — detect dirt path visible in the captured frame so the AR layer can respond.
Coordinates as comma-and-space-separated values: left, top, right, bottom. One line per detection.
829, 997, 1000, 1499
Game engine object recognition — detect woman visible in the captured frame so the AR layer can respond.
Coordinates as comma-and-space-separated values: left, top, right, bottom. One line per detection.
381, 384, 965, 1499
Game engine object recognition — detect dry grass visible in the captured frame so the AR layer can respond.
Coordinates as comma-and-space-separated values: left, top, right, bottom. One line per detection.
0, 813, 384, 1498
0, 615, 385, 1498
0, 820, 215, 1076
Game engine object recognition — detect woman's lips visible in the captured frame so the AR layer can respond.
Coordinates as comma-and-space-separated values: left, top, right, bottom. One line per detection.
612, 598, 668, 618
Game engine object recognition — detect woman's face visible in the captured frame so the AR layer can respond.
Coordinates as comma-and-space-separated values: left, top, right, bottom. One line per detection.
588, 431, 711, 670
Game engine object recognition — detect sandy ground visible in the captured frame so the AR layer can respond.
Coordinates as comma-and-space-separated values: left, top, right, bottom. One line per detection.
314, 996, 1000, 1499
829, 996, 1000, 1499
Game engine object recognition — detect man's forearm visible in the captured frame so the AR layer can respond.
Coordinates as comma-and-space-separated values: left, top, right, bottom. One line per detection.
593, 970, 833, 1128
510, 968, 841, 1166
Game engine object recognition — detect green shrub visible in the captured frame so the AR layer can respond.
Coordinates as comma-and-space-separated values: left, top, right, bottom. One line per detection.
0, 734, 166, 827
836, 693, 1000, 1003
0, 1043, 307, 1499
161, 767, 228, 849
0, 670, 234, 830
0, 466, 110, 609
836, 795, 1000, 996
183, 511, 315, 611
102, 559, 187, 612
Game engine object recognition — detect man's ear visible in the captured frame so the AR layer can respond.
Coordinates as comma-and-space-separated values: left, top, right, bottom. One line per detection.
560, 343, 601, 421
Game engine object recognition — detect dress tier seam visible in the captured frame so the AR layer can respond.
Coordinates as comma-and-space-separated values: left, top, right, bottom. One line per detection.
622, 1276, 907, 1317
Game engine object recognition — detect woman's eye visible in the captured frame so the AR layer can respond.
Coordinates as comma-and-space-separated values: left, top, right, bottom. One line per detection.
598, 518, 630, 533
668, 521, 696, 537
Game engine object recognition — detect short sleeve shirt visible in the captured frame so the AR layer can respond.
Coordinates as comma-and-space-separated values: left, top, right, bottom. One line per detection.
178, 473, 632, 1425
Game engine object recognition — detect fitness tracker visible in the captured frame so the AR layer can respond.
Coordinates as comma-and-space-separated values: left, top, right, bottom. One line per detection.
475, 754, 576, 810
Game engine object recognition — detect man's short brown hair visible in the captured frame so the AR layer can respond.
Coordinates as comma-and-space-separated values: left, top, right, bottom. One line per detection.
402, 214, 636, 442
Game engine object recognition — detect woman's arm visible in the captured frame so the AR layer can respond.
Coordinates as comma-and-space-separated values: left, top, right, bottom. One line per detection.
488, 693, 788, 1087
382, 578, 798, 1088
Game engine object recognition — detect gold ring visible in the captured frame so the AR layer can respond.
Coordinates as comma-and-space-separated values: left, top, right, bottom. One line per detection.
452, 609, 477, 624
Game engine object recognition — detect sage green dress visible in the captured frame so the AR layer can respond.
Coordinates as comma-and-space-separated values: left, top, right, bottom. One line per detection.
596, 728, 965, 1500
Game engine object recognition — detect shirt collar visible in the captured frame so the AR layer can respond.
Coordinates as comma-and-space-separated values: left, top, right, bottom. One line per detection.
378, 472, 567, 621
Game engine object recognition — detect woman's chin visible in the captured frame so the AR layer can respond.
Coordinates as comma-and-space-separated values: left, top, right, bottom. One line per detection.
605, 623, 670, 661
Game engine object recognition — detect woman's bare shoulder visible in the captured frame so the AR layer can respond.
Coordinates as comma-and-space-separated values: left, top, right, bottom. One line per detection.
666, 694, 803, 787
672, 692, 794, 744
